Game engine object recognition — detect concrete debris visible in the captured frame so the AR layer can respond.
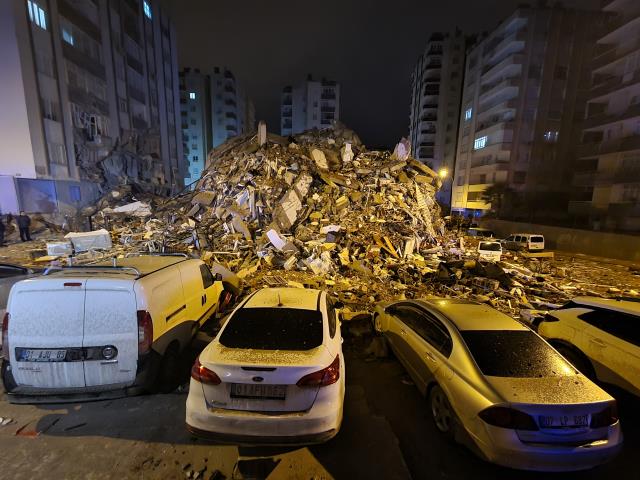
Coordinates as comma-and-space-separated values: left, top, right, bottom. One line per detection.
7, 123, 629, 320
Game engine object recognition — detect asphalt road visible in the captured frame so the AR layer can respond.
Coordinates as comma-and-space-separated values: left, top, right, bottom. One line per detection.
0, 331, 637, 479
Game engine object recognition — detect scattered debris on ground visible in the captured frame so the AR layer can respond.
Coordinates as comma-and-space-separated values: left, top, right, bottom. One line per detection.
1, 124, 639, 320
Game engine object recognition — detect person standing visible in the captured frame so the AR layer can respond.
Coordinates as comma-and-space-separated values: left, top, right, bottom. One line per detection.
0, 215, 5, 246
17, 211, 32, 242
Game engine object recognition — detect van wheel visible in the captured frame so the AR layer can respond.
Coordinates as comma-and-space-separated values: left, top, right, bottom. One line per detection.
554, 344, 595, 380
157, 343, 181, 394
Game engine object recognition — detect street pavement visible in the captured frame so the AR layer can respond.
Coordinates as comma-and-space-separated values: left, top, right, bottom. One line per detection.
0, 330, 638, 479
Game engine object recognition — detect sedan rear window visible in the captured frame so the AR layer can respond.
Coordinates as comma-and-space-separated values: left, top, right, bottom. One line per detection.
479, 242, 501, 251
219, 307, 323, 350
461, 330, 574, 378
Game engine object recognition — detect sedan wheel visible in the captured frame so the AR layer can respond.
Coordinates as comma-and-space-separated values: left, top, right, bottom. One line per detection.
430, 385, 454, 437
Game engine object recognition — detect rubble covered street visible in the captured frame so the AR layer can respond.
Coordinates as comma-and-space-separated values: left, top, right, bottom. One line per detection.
1, 124, 640, 479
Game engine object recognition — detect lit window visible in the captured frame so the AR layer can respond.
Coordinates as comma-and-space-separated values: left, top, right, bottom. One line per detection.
143, 0, 152, 19
543, 131, 559, 143
464, 108, 472, 121
62, 28, 74, 45
27, 1, 47, 30
189, 92, 196, 100
474, 136, 487, 150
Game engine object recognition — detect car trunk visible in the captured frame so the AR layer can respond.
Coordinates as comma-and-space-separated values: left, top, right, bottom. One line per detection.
487, 376, 614, 444
9, 276, 138, 391
198, 343, 334, 413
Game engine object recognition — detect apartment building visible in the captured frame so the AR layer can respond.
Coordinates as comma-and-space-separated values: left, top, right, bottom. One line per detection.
179, 67, 256, 187
572, 0, 640, 231
0, 0, 184, 215
451, 5, 599, 219
281, 75, 340, 136
409, 31, 466, 206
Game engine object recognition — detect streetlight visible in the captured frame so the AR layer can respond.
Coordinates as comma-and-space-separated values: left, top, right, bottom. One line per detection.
438, 167, 448, 179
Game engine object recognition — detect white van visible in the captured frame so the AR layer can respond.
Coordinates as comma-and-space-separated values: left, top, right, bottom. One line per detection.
1, 254, 237, 402
501, 233, 545, 252
477, 240, 502, 262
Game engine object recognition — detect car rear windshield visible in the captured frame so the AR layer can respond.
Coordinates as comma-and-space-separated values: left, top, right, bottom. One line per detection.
530, 236, 544, 242
479, 242, 501, 251
219, 307, 323, 350
461, 330, 574, 378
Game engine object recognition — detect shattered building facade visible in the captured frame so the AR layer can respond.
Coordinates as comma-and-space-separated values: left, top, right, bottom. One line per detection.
0, 0, 184, 216
409, 31, 466, 207
571, 0, 640, 232
451, 5, 600, 220
281, 75, 340, 136
180, 67, 256, 187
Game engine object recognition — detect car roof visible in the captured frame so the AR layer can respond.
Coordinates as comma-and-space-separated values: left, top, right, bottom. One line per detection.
511, 233, 543, 237
44, 256, 189, 279
417, 299, 528, 332
569, 296, 640, 316
243, 287, 322, 310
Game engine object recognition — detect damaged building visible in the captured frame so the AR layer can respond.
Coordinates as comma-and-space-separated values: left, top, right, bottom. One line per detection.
0, 0, 185, 217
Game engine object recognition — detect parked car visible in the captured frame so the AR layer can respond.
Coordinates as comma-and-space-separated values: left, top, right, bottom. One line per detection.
2, 254, 236, 402
372, 298, 622, 472
501, 233, 545, 252
537, 297, 640, 398
477, 241, 502, 262
0, 264, 40, 320
186, 287, 345, 445
466, 227, 495, 238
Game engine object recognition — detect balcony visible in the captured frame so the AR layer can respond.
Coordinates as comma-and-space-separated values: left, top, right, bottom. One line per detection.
224, 85, 236, 94
583, 103, 640, 130
484, 31, 526, 65
590, 68, 640, 99
126, 54, 144, 74
132, 116, 148, 129
420, 114, 437, 122
593, 37, 640, 72
62, 43, 105, 80
321, 106, 335, 113
418, 147, 434, 158
602, 11, 640, 38
58, 0, 100, 40
477, 98, 518, 117
578, 135, 640, 158
421, 103, 438, 110
479, 78, 519, 106
481, 54, 524, 83
321, 92, 336, 100
129, 86, 146, 103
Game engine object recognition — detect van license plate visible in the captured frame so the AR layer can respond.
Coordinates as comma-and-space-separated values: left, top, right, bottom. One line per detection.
230, 383, 286, 400
19, 349, 67, 362
538, 415, 589, 428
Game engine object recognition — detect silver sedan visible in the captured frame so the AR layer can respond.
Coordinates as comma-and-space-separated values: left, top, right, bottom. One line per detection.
373, 298, 623, 472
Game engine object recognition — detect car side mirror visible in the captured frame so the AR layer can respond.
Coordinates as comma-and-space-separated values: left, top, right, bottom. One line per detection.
214, 273, 223, 282
334, 301, 345, 310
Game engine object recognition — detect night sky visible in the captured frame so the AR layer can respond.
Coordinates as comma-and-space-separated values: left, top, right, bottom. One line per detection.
167, 0, 597, 149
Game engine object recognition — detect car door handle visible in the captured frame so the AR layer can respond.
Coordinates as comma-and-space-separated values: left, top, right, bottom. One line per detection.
425, 352, 436, 362
589, 338, 606, 348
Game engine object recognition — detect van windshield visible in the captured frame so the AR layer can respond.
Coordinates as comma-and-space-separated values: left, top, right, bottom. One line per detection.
219, 307, 323, 350
531, 236, 544, 243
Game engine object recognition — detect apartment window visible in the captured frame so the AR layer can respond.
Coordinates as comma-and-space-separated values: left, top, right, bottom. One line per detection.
190, 106, 196, 112
47, 142, 66, 166
191, 143, 197, 150
190, 119, 196, 125
41, 98, 60, 121
192, 155, 199, 161
457, 176, 464, 186
189, 92, 196, 100
513, 171, 527, 184
474, 136, 487, 150
118, 97, 128, 113
143, 1, 152, 19
69, 185, 81, 202
27, 1, 47, 30
464, 108, 472, 121
543, 131, 559, 143
62, 27, 74, 45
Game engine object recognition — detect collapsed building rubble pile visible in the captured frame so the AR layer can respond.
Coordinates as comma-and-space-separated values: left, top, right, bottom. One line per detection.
17, 123, 637, 319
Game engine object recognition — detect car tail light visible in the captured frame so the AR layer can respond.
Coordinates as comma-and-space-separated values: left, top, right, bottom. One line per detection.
479, 406, 539, 431
190, 357, 221, 385
297, 355, 340, 388
591, 403, 619, 428
137, 310, 153, 355
2, 312, 9, 360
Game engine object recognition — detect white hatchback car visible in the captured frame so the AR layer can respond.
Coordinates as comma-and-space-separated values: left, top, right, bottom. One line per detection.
186, 287, 344, 445
373, 298, 622, 472
538, 297, 640, 398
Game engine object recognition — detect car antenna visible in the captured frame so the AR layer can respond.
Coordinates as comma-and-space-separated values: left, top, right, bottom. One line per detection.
277, 292, 283, 307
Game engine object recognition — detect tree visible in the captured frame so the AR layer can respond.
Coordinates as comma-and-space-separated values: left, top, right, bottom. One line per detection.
481, 182, 514, 219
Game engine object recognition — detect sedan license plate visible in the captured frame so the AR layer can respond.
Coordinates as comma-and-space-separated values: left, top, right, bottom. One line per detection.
230, 383, 286, 400
19, 349, 67, 362
538, 414, 589, 428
